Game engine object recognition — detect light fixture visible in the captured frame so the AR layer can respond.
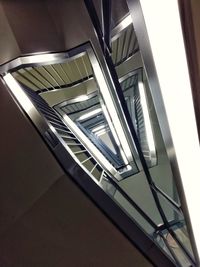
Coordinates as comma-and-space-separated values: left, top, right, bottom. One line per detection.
78, 108, 101, 121
112, 14, 132, 39
119, 164, 132, 174
74, 95, 89, 102
138, 81, 156, 158
138, 0, 200, 259
101, 104, 120, 146
126, 164, 132, 171
4, 73, 34, 113
26, 54, 59, 64
96, 128, 107, 137
121, 14, 132, 29
101, 104, 129, 165
92, 124, 105, 133
88, 51, 133, 163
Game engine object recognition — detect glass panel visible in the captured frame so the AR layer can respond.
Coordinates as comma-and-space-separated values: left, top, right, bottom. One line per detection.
157, 194, 183, 223
154, 234, 176, 263
173, 225, 194, 257
119, 171, 163, 226
111, 20, 181, 206
163, 231, 192, 267
101, 174, 155, 235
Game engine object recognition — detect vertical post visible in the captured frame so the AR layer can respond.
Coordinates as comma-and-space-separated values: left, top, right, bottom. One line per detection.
102, 0, 112, 53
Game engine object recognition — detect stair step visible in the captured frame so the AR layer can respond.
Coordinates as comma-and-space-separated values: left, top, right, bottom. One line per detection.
74, 150, 87, 155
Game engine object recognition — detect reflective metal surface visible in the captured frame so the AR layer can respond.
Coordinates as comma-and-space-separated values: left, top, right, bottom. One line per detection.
127, 0, 200, 265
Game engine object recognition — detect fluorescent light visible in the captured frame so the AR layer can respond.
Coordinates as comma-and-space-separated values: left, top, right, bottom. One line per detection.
127, 164, 132, 171
119, 164, 132, 174
92, 124, 105, 133
74, 95, 89, 102
78, 108, 101, 121
4, 73, 34, 113
101, 103, 128, 165
121, 14, 132, 29
27, 54, 58, 64
119, 149, 129, 165
138, 81, 156, 157
112, 14, 132, 39
96, 128, 107, 136
89, 51, 133, 163
139, 0, 200, 259
101, 104, 120, 146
